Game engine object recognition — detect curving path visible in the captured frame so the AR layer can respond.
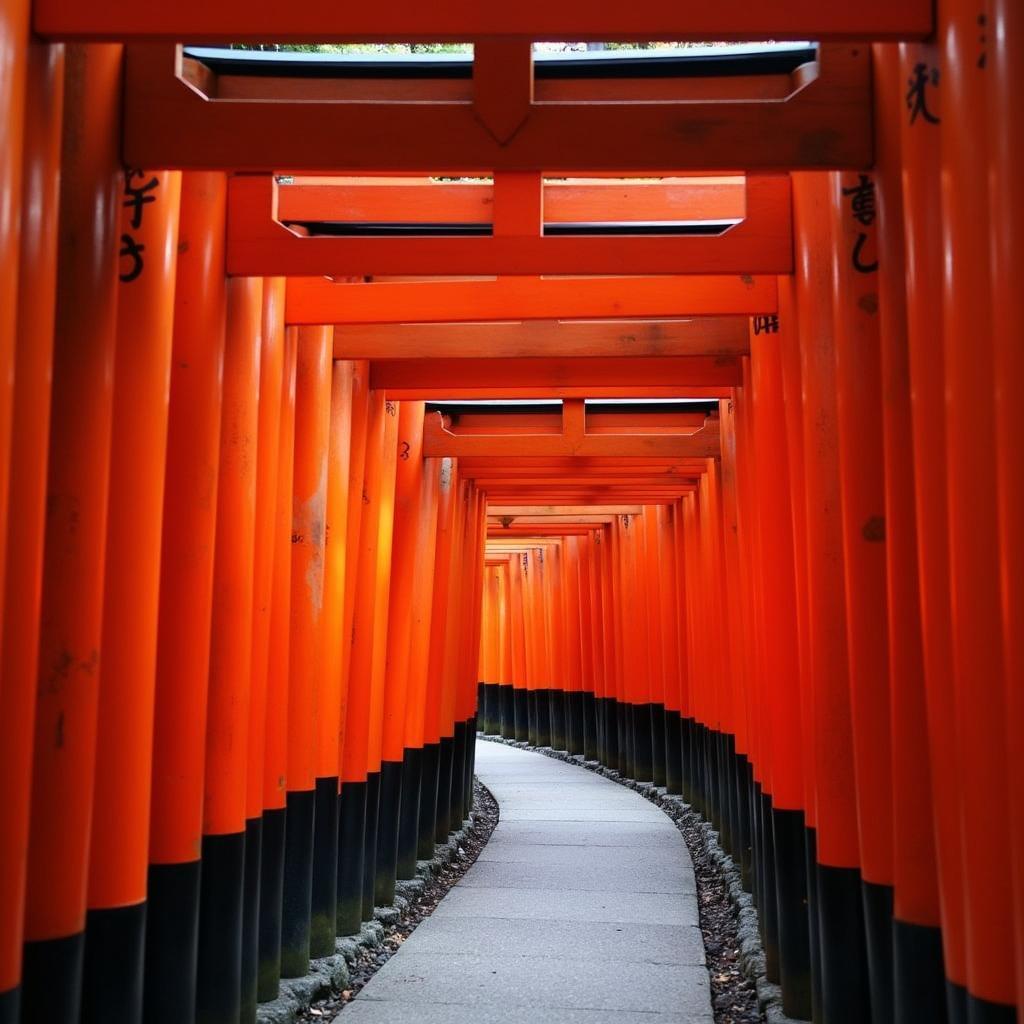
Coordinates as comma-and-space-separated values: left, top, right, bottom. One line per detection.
343, 739, 713, 1023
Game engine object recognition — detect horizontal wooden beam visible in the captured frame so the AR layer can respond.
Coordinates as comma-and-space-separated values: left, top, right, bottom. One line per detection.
35, 2, 932, 41
288, 275, 777, 325
372, 356, 739, 399
425, 407, 720, 457
487, 505, 643, 516
227, 174, 791, 276
276, 177, 747, 224
123, 44, 871, 170
488, 514, 618, 524
333, 318, 749, 360
483, 491, 695, 502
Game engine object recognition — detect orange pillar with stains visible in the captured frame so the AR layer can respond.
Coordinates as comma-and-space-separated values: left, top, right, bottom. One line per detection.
335, 361, 371, 935
257, 324, 297, 1000
397, 456, 442, 876
376, 401, 425, 904
281, 325, 332, 977
197, 275, 264, 1024
20, 45, 123, 1024
309, 358, 353, 957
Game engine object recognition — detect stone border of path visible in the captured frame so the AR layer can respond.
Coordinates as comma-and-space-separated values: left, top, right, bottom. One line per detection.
478, 734, 803, 1024
256, 784, 498, 1024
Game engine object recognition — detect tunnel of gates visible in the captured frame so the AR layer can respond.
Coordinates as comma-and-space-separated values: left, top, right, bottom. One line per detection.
0, 3, 1023, 1024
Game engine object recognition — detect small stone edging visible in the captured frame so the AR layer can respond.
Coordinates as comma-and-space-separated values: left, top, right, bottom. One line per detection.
477, 733, 803, 1024
256, 805, 484, 1024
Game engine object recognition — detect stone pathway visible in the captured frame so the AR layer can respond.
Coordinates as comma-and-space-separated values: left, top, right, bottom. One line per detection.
342, 740, 712, 1023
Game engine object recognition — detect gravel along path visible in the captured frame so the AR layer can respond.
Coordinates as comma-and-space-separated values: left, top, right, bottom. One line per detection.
298, 779, 500, 1021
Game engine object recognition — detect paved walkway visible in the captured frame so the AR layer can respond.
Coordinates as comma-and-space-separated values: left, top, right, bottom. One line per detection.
343, 739, 712, 1024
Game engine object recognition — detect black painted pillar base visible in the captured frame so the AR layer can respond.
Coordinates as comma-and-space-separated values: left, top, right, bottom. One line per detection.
81, 902, 146, 1024
567, 691, 584, 755
597, 697, 614, 770
435, 736, 454, 841
680, 717, 694, 804
375, 760, 403, 906
239, 816, 262, 1022
0, 986, 17, 1024
650, 704, 667, 787
759, 792, 780, 984
416, 744, 440, 861
632, 703, 654, 783
536, 689, 552, 747
664, 710, 682, 794
463, 716, 476, 821
550, 689, 568, 751
582, 691, 598, 761
947, 981, 969, 1024
514, 688, 529, 742
724, 735, 740, 855
257, 807, 286, 1002
361, 771, 381, 920
450, 723, 467, 831
336, 780, 367, 937
500, 685, 516, 739
310, 778, 339, 957
863, 879, 895, 1024
527, 691, 539, 746
964, 991, 1017, 1024
21, 932, 84, 1024
817, 863, 871, 1023
804, 829, 824, 1023
893, 918, 946, 1024
772, 808, 812, 1020
143, 860, 200, 1024
396, 748, 423, 879
280, 790, 314, 978
196, 830, 245, 1024
618, 701, 632, 778
736, 756, 754, 891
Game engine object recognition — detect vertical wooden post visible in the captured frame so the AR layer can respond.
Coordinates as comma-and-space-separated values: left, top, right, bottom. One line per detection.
83, 168, 182, 1024
830, 165, 896, 1021
396, 456, 441, 877
309, 358, 353, 957
749, 315, 811, 1019
145, 170, 228, 1024
987, 4, 1024, 1016
0, 0, 30, 670
364, 397, 399, 912
898, 36, 968, 1021
792, 171, 870, 1022
336, 361, 370, 936
257, 323, 297, 1001
378, 402, 426, 900
20, 44, 123, 1024
196, 276, 263, 1024
0, 37, 63, 1024
873, 43, 946, 1024
940, 0, 1014, 1014
280, 325, 332, 977
239, 277, 284, 1019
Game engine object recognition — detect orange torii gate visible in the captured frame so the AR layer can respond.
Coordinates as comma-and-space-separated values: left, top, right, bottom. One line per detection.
1, 7, 1022, 1024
